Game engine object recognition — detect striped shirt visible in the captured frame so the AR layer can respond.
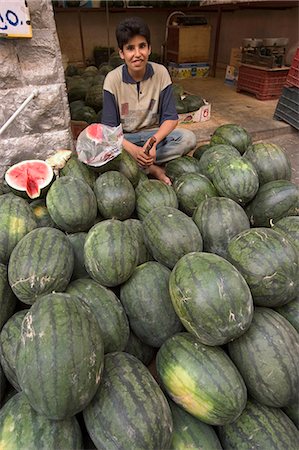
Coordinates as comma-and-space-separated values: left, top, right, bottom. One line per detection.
102, 62, 178, 133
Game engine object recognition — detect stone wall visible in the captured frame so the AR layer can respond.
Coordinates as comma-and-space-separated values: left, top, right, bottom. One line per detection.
0, 0, 73, 179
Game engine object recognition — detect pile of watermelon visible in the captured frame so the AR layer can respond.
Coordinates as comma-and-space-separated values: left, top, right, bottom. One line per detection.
0, 123, 298, 449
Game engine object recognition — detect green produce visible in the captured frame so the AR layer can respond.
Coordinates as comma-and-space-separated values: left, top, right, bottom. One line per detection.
8, 227, 74, 305
30, 199, 55, 228
0, 392, 83, 450
67, 232, 89, 280
0, 310, 27, 390
165, 156, 200, 181
16, 293, 104, 419
60, 154, 97, 189
143, 206, 203, 269
193, 197, 250, 257
124, 218, 153, 265
192, 143, 211, 161
173, 172, 217, 216
0, 264, 17, 330
228, 307, 299, 408
169, 398, 222, 450
0, 193, 37, 264
84, 219, 138, 287
246, 179, 299, 226
275, 295, 299, 332
46, 176, 97, 232
66, 278, 130, 353
124, 331, 155, 365
85, 84, 103, 112
210, 124, 252, 154
197, 144, 240, 180
218, 400, 299, 450
244, 142, 292, 184
156, 332, 247, 425
169, 252, 253, 345
272, 215, 299, 251
83, 352, 173, 450
227, 227, 298, 307
71, 105, 97, 123
136, 179, 178, 220
94, 171, 135, 220
283, 401, 299, 428
120, 261, 183, 347
212, 156, 259, 204
96, 150, 140, 187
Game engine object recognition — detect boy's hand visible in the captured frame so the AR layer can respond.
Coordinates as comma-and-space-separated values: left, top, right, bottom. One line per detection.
131, 145, 154, 167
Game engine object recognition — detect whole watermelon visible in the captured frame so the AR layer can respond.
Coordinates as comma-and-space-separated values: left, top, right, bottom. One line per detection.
226, 228, 298, 307
83, 352, 173, 450
0, 264, 17, 330
16, 293, 104, 419
84, 219, 138, 287
210, 124, 252, 154
169, 252, 253, 346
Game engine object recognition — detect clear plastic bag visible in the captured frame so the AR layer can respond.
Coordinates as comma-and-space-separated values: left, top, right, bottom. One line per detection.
76, 123, 123, 167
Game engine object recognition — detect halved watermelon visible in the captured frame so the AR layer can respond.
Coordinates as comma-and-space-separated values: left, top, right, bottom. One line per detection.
5, 160, 54, 200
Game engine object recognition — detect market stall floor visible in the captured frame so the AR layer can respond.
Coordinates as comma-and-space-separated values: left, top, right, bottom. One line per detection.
176, 69, 298, 184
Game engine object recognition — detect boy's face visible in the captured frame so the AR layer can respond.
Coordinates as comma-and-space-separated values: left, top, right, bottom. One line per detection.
119, 35, 151, 78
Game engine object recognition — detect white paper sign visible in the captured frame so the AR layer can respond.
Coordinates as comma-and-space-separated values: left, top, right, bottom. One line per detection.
0, 0, 32, 38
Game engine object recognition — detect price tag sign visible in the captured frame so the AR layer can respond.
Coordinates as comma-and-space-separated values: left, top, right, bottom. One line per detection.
0, 0, 32, 38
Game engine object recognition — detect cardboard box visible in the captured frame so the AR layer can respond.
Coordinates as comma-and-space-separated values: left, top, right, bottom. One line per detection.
230, 47, 242, 68
168, 62, 210, 80
225, 65, 238, 85
178, 100, 211, 124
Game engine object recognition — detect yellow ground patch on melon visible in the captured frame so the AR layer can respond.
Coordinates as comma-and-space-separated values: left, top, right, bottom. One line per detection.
166, 365, 212, 418
32, 206, 44, 219
9, 216, 27, 235
0, 415, 15, 450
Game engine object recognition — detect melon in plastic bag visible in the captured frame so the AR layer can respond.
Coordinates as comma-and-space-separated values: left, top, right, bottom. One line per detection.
76, 123, 123, 167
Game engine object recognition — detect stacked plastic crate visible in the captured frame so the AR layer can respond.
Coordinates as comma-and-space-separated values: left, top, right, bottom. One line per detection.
274, 48, 299, 130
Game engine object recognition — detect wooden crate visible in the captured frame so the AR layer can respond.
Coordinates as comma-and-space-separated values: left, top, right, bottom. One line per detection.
166, 25, 211, 64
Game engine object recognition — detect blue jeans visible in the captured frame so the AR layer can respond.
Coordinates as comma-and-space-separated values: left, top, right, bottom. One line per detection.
124, 128, 197, 165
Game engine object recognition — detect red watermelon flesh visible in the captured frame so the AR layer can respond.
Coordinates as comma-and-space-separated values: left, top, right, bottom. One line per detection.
86, 124, 103, 142
5, 160, 54, 199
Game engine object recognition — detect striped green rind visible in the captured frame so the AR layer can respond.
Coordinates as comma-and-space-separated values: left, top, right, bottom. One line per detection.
143, 206, 203, 269
168, 398, 222, 450
192, 144, 211, 161
0, 193, 37, 264
8, 227, 74, 305
169, 252, 253, 345
0, 310, 27, 390
193, 197, 250, 258
16, 292, 104, 419
244, 142, 291, 185
156, 332, 247, 425
46, 176, 97, 232
60, 155, 97, 189
136, 179, 178, 221
67, 232, 89, 280
197, 145, 240, 180
212, 156, 259, 204
273, 215, 299, 252
0, 365, 5, 403
210, 124, 252, 154
218, 399, 299, 450
0, 263, 17, 330
0, 392, 82, 450
124, 331, 155, 366
94, 171, 135, 220
275, 295, 299, 332
226, 228, 298, 307
30, 199, 55, 228
124, 218, 153, 265
173, 173, 218, 216
96, 150, 140, 187
66, 278, 129, 353
120, 261, 183, 347
228, 307, 299, 408
83, 352, 173, 450
245, 180, 299, 227
84, 219, 138, 287
165, 156, 200, 181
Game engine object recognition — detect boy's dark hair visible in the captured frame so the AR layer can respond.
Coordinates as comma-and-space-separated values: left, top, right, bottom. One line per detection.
116, 17, 151, 50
